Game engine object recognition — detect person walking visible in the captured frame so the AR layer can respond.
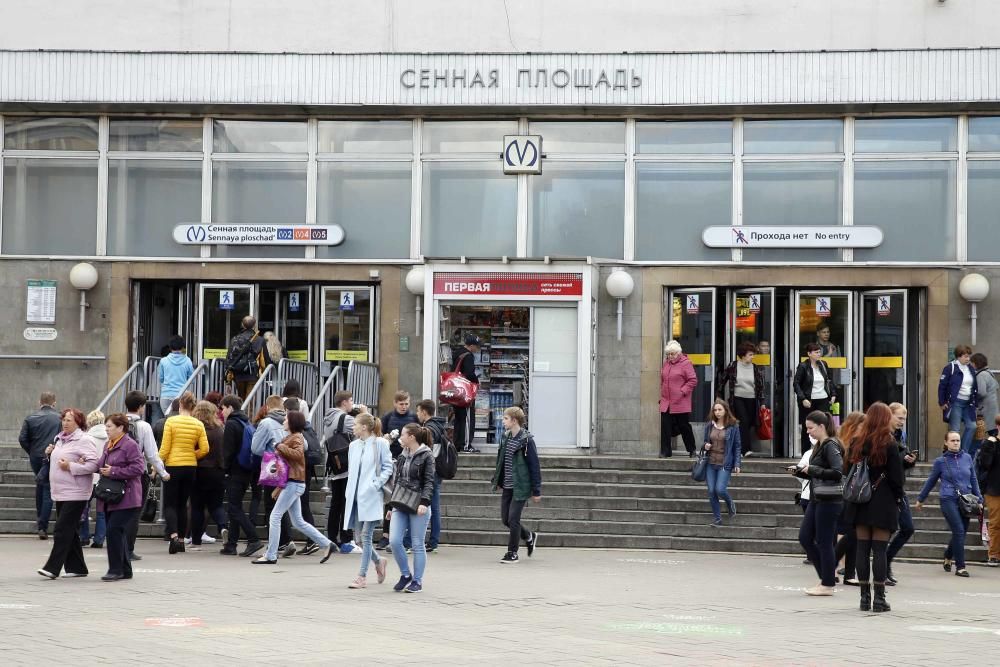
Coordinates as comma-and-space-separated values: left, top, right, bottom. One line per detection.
716, 342, 764, 458
342, 413, 393, 588
18, 391, 61, 539
843, 402, 905, 613
885, 402, 917, 585
793, 343, 835, 456
452, 335, 482, 453
387, 424, 437, 593
123, 390, 169, 562
793, 411, 844, 596
251, 397, 294, 555
416, 399, 449, 553
157, 335, 194, 415
938, 345, 978, 454
219, 394, 264, 557
79, 410, 109, 549
189, 400, 228, 549
262, 331, 286, 369
915, 431, 984, 578
96, 414, 146, 582
252, 411, 335, 565
701, 399, 741, 527
37, 409, 98, 579
226, 316, 264, 398
159, 392, 209, 554
977, 417, 1000, 567
972, 353, 999, 456
491, 407, 542, 563
833, 411, 865, 586
659, 339, 698, 458
814, 321, 842, 358
280, 378, 308, 414
323, 390, 365, 553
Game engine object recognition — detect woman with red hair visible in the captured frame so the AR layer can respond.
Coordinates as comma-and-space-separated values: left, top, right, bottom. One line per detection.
844, 402, 905, 613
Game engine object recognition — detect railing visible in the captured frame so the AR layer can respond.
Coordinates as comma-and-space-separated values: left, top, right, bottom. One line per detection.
95, 356, 161, 415
308, 366, 345, 433
276, 358, 321, 405
165, 360, 210, 414
208, 357, 228, 396
143, 356, 162, 407
346, 360, 381, 409
240, 364, 277, 418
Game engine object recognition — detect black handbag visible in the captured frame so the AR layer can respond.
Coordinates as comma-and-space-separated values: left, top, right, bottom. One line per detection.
810, 441, 844, 501
140, 480, 159, 522
957, 492, 981, 519
690, 451, 708, 482
93, 476, 127, 504
35, 459, 50, 485
387, 482, 422, 514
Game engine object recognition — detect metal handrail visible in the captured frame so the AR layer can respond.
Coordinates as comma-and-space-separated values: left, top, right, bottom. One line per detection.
309, 366, 345, 432
346, 360, 381, 409
240, 364, 277, 418
95, 361, 142, 414
143, 356, 162, 405
95, 355, 161, 415
165, 360, 209, 415
0, 354, 106, 361
276, 358, 321, 405
209, 358, 228, 396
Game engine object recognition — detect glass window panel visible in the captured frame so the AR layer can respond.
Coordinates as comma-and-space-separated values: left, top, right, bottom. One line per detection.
107, 160, 201, 257
212, 120, 307, 153
421, 162, 516, 256
743, 120, 842, 154
968, 117, 1000, 153
2, 158, 98, 254
635, 163, 732, 261
317, 121, 412, 153
316, 162, 411, 259
742, 162, 842, 261
636, 121, 733, 154
528, 122, 624, 154
4, 117, 98, 151
854, 161, 956, 261
529, 162, 624, 258
109, 119, 203, 152
854, 118, 957, 153
422, 121, 517, 153
211, 161, 306, 258
963, 162, 998, 262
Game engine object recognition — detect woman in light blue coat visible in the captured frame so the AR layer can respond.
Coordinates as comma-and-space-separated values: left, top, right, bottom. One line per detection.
343, 413, 393, 589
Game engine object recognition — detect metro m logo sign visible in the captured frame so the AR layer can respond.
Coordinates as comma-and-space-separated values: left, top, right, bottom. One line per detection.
502, 135, 543, 174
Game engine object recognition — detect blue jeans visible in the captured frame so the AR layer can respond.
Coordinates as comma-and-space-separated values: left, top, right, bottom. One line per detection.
948, 398, 977, 453
355, 520, 382, 577
429, 475, 442, 548
79, 501, 106, 544
799, 500, 842, 587
390, 508, 431, 583
886, 495, 914, 565
940, 496, 970, 570
29, 455, 53, 531
705, 464, 734, 522
264, 482, 331, 561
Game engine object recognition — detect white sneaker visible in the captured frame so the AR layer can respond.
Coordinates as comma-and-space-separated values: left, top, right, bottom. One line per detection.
184, 537, 192, 545
341, 541, 362, 554
200, 533, 216, 544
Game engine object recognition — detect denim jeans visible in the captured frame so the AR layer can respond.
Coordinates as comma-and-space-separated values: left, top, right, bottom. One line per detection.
429, 475, 442, 548
705, 464, 734, 522
798, 500, 842, 587
355, 520, 382, 577
948, 398, 977, 454
264, 482, 331, 561
886, 495, 915, 565
940, 495, 970, 570
79, 501, 106, 545
29, 455, 53, 531
390, 508, 431, 583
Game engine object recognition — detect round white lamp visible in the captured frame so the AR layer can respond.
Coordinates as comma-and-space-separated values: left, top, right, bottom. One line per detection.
405, 266, 426, 337
959, 273, 990, 345
69, 262, 99, 332
605, 268, 635, 341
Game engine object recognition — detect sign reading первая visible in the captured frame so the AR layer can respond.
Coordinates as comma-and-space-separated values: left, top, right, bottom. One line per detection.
702, 226, 883, 249
173, 224, 345, 246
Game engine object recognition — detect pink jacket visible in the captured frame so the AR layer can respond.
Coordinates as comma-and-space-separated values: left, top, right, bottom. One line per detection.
48, 429, 99, 502
659, 354, 698, 414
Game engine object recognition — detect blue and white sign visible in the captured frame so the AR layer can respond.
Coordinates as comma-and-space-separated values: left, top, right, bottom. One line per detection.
502, 135, 543, 174
173, 224, 345, 246
339, 291, 355, 311
219, 290, 235, 310
289, 292, 300, 312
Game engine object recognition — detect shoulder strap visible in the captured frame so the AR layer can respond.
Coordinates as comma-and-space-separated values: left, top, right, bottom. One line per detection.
453, 352, 470, 373
337, 413, 346, 434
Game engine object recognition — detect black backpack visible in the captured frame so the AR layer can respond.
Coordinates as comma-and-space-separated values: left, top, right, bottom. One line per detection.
125, 415, 142, 447
323, 414, 351, 474
303, 423, 324, 468
428, 422, 458, 480
226, 331, 259, 377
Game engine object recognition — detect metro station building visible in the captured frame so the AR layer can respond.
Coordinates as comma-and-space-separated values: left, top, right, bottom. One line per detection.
2, 2, 999, 459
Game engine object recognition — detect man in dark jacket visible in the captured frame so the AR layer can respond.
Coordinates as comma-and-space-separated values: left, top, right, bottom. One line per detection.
226, 316, 264, 398
978, 422, 1000, 566
381, 390, 418, 458
417, 399, 449, 552
219, 395, 263, 557
452, 335, 481, 454
19, 392, 60, 539
886, 403, 918, 584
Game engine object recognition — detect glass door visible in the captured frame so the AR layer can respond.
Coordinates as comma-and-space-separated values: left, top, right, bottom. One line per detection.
730, 288, 776, 456
665, 288, 716, 424
260, 287, 314, 362
859, 290, 907, 410
197, 283, 254, 362
321, 286, 375, 371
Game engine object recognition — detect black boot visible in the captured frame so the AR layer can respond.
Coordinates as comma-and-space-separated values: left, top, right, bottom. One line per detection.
859, 581, 871, 611
872, 583, 891, 613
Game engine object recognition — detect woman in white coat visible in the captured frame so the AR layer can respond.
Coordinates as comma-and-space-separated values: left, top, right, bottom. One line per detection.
343, 413, 393, 589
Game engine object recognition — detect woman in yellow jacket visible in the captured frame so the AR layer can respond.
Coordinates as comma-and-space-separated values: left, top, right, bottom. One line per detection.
159, 391, 209, 554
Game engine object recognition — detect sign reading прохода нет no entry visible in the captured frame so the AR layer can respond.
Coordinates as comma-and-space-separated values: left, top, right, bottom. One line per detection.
702, 226, 883, 248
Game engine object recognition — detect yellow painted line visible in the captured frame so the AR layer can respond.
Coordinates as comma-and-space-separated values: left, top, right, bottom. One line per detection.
752, 354, 770, 366
801, 356, 847, 369
864, 356, 903, 369
687, 353, 712, 366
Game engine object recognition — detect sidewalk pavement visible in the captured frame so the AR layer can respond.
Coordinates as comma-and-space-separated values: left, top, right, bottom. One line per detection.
1, 537, 999, 665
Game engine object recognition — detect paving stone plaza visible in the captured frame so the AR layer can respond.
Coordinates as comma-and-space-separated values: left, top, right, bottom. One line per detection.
2, 537, 999, 665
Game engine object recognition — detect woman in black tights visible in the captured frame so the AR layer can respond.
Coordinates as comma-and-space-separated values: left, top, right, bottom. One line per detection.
843, 402, 905, 613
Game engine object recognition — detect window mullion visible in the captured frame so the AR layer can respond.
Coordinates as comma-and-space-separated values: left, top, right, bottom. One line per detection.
843, 117, 854, 263
410, 118, 422, 260
957, 115, 969, 262
732, 118, 744, 264
624, 118, 636, 262
200, 118, 212, 259
96, 116, 109, 256
305, 118, 318, 261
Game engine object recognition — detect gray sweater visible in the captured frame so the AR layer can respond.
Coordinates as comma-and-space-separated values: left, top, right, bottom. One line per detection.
977, 369, 999, 432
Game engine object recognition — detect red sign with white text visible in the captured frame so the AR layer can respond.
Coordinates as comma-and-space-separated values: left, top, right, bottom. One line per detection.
433, 272, 583, 297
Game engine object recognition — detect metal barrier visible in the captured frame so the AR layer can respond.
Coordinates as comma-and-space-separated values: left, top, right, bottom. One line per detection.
276, 358, 321, 405
96, 356, 161, 415
308, 366, 345, 432
165, 360, 210, 414
346, 360, 381, 409
240, 364, 277, 418
208, 357, 228, 396
143, 356, 162, 407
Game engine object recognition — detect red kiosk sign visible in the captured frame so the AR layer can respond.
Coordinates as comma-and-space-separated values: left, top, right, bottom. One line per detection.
433, 272, 583, 297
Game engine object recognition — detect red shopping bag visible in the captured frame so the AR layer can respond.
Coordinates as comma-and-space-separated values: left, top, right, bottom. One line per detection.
756, 405, 773, 440
438, 352, 478, 408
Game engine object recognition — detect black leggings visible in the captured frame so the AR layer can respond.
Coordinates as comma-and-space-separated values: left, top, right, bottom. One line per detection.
190, 467, 226, 543
731, 396, 756, 455
500, 488, 532, 553
325, 476, 353, 545
660, 410, 696, 456
163, 466, 197, 538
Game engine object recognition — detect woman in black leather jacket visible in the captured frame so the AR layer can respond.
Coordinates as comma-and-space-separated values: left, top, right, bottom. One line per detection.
386, 423, 436, 594
792, 411, 844, 597
792, 343, 835, 456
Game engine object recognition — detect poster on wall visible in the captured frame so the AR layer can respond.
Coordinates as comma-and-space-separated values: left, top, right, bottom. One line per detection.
26, 279, 57, 324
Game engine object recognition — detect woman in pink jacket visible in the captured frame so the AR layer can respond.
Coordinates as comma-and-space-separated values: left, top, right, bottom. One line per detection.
38, 408, 99, 579
660, 339, 699, 458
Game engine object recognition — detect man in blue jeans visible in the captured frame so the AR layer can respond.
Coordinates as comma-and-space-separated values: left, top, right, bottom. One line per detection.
938, 344, 978, 454
18, 392, 61, 539
417, 400, 448, 552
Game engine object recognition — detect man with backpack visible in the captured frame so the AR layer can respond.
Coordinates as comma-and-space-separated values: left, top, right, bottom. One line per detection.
124, 390, 169, 562
220, 395, 264, 557
226, 316, 265, 398
323, 390, 366, 553
417, 399, 457, 553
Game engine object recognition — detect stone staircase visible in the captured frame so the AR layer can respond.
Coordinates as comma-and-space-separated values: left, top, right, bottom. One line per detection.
0, 441, 987, 562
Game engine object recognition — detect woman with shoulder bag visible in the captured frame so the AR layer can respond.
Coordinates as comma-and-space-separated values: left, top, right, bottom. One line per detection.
792, 411, 844, 596
915, 431, 984, 578
701, 399, 741, 527
386, 423, 436, 593
96, 414, 146, 581
793, 343, 835, 456
342, 413, 393, 589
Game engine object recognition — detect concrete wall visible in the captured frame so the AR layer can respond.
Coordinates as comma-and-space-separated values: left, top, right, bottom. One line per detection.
595, 267, 644, 454
391, 270, 425, 410
0, 0, 996, 53
0, 260, 111, 437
